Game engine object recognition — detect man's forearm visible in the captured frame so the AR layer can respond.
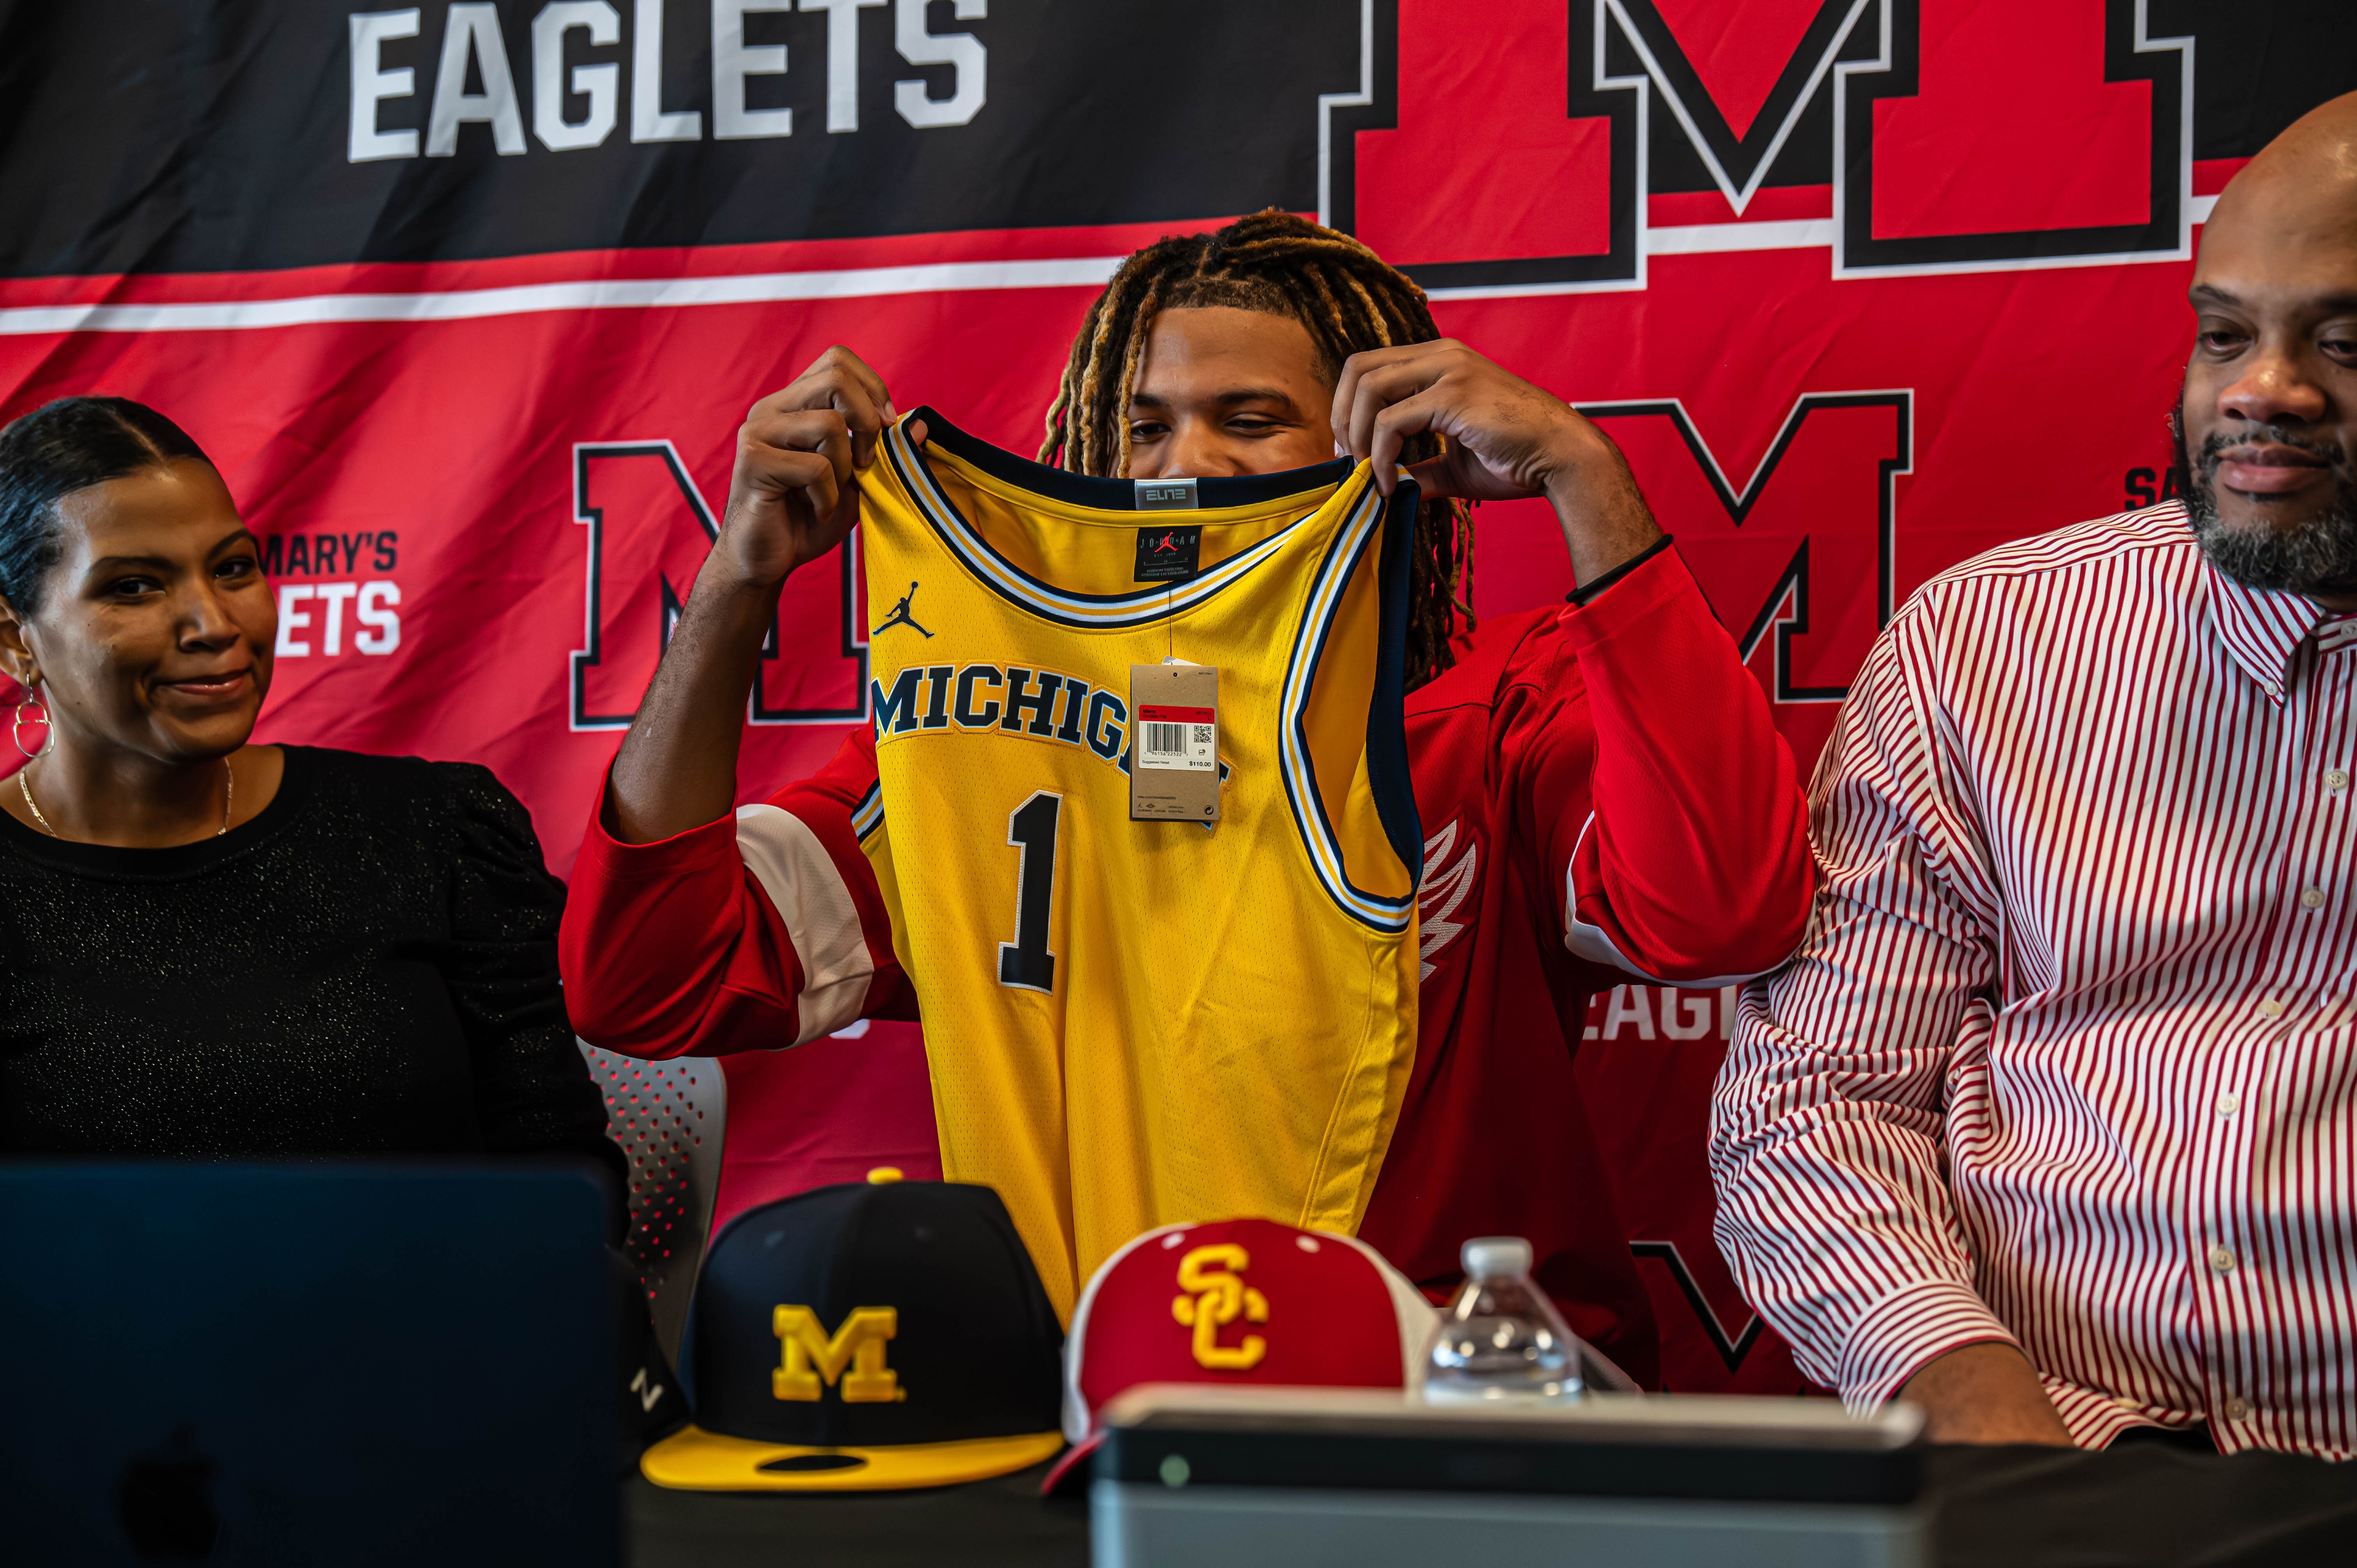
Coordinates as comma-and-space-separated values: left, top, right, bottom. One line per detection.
1899, 1342, 2075, 1446
1544, 427, 1664, 587
605, 556, 783, 844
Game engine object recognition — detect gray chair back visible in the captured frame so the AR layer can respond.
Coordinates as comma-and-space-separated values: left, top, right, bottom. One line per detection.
578, 1042, 727, 1365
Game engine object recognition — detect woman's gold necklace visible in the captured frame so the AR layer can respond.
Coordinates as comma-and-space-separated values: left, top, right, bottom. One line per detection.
18, 758, 234, 839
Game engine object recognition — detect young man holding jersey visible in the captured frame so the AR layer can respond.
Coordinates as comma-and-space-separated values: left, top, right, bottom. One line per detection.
561, 222, 1815, 1385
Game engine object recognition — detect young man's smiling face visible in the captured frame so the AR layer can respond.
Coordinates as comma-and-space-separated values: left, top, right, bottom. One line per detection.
1123, 307, 1337, 479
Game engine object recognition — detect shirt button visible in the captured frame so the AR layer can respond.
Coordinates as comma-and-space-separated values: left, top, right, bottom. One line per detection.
2209, 1245, 2238, 1273
2300, 888, 2326, 909
2331, 769, 2352, 791
2258, 999, 2285, 1020
2225, 1398, 2252, 1422
2216, 1091, 2241, 1116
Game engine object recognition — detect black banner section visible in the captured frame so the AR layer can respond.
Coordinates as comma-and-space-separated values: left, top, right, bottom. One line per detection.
2, 0, 2354, 283
0, 0, 1359, 277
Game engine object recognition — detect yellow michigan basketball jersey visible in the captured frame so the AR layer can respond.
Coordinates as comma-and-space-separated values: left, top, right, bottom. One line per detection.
852, 408, 1422, 1318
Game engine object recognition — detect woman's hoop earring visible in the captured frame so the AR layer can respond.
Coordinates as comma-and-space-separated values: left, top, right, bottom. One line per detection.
12, 683, 54, 761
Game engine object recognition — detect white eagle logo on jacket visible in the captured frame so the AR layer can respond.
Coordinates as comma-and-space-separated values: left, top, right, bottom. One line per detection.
1417, 820, 1479, 981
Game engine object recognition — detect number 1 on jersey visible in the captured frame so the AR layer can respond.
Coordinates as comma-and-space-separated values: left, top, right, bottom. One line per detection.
997, 791, 1062, 993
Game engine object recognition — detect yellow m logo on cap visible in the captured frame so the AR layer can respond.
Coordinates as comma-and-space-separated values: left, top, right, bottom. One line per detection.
772, 1305, 905, 1402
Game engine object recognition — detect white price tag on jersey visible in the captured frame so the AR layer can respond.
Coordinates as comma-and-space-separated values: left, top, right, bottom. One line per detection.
1129, 662, 1221, 822
1136, 704, 1216, 772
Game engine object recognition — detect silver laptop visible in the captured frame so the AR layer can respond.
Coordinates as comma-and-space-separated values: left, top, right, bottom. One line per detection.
1092, 1384, 1926, 1568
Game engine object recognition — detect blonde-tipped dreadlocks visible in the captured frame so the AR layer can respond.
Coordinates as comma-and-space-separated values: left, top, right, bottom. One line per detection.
1037, 210, 1476, 690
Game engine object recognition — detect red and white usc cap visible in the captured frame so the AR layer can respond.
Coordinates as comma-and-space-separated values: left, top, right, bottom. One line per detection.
1040, 1217, 1436, 1495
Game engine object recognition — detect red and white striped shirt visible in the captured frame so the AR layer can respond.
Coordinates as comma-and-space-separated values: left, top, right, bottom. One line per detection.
1711, 501, 2357, 1457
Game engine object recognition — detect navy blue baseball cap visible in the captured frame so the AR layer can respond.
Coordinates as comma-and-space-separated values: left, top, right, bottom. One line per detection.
641, 1170, 1065, 1491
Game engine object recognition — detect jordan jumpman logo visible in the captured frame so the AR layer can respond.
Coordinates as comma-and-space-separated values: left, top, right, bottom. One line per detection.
872, 582, 935, 639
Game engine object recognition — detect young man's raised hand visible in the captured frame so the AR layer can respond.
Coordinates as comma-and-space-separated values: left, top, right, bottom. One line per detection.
606, 344, 909, 843
1330, 339, 1663, 588
717, 346, 909, 586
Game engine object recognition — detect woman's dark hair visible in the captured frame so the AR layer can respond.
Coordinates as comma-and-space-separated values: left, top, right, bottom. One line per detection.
1038, 210, 1475, 690
0, 396, 211, 617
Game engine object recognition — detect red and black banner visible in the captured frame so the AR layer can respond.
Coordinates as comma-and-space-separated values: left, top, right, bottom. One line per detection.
4, 0, 2351, 1393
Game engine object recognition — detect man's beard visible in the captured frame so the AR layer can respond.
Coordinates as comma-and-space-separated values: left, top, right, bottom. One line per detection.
2171, 399, 2357, 597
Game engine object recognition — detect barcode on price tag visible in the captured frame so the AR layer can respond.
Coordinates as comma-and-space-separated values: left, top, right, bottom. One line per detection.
1137, 705, 1216, 772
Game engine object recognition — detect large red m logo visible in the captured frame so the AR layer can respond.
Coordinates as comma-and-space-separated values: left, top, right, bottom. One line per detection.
1327, 0, 2189, 288
569, 443, 868, 730
1582, 393, 1912, 767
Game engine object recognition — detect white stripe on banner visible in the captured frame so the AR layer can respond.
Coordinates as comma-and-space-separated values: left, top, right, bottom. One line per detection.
0, 199, 2221, 336
0, 256, 1129, 336
1643, 219, 1834, 255
1645, 198, 2218, 257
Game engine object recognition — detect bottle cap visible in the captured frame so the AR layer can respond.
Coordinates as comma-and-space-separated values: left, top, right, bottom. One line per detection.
1460, 1236, 1532, 1279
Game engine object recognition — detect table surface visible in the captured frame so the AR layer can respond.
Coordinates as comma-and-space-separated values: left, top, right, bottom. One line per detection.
629, 1443, 2357, 1568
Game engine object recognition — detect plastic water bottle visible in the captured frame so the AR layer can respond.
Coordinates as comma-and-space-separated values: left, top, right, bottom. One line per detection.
1422, 1236, 1585, 1405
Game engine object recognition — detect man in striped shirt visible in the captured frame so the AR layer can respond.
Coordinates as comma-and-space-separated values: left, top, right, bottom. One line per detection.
1711, 93, 2357, 1456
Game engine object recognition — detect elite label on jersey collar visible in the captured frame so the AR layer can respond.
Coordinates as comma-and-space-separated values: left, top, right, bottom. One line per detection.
1133, 523, 1202, 583
1134, 477, 1199, 510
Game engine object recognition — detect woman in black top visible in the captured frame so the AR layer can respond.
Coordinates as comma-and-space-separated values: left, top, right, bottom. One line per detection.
0, 395, 615, 1174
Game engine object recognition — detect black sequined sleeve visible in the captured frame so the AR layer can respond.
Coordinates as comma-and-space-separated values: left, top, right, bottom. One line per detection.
435, 765, 625, 1188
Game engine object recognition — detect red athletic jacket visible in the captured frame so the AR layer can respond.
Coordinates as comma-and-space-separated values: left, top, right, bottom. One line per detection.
562, 542, 1813, 1386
